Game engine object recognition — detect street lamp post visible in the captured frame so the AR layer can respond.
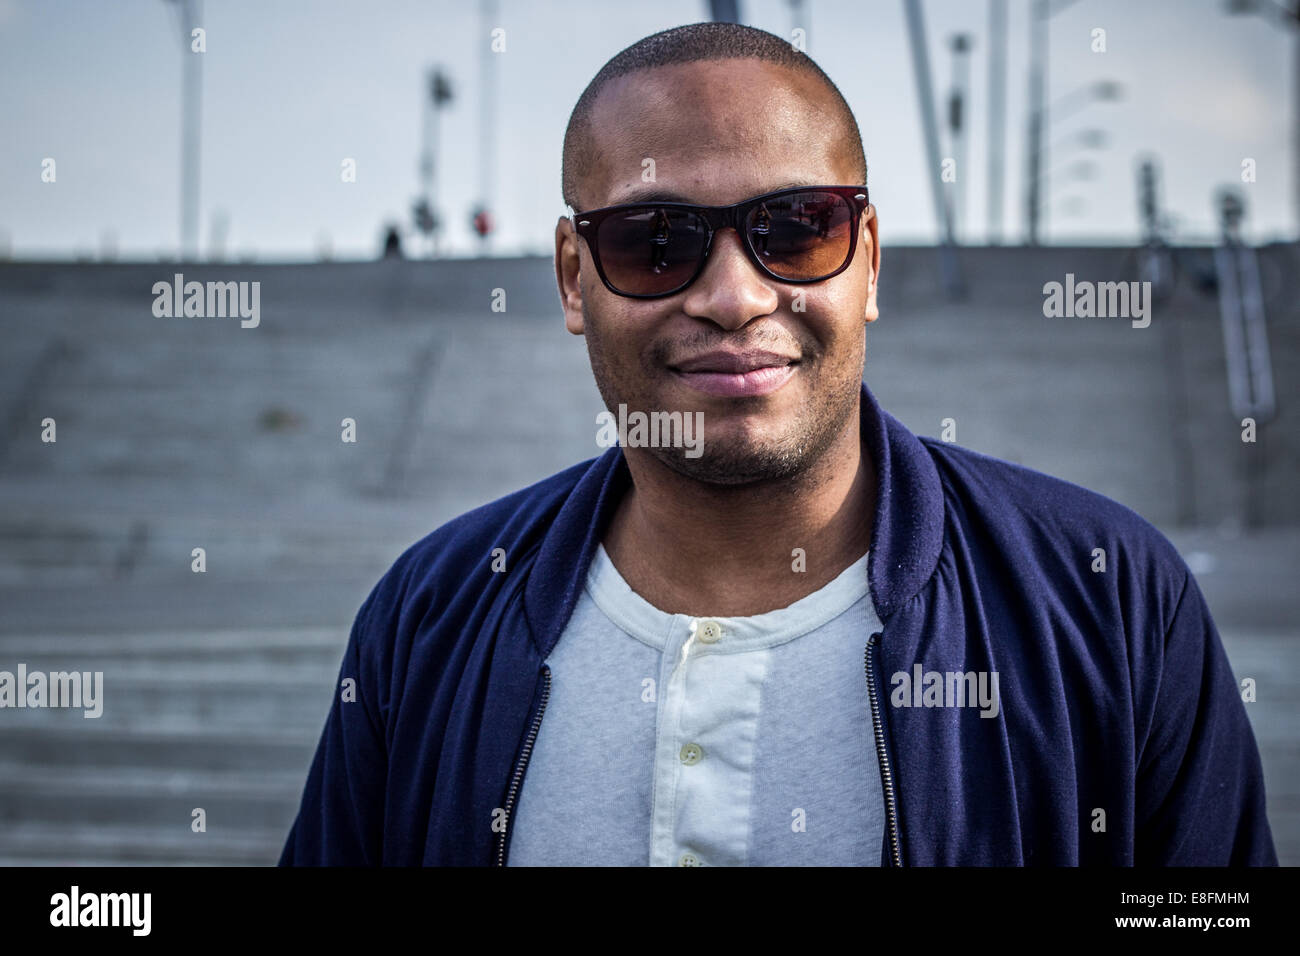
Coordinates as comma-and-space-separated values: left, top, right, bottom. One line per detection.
902, 0, 963, 297
1025, 0, 1048, 244
987, 0, 1008, 244
1025, 0, 1087, 245
475, 0, 497, 253
164, 0, 203, 260
1029, 80, 1121, 243
415, 68, 453, 257
948, 33, 973, 241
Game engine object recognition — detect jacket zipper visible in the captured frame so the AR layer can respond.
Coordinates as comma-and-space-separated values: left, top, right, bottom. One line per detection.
865, 631, 903, 866
495, 665, 551, 866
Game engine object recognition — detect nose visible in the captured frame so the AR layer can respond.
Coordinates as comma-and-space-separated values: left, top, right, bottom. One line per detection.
679, 227, 780, 331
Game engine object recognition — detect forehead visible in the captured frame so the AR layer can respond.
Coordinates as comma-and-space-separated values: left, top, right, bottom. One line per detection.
582, 58, 854, 208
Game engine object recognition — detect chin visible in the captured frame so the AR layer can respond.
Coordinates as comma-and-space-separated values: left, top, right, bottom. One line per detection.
647, 433, 812, 486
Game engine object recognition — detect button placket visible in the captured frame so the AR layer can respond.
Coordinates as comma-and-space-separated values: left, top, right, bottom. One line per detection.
695, 618, 723, 644
649, 617, 700, 865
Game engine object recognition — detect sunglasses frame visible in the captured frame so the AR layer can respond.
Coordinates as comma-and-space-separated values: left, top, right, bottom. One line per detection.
571, 184, 871, 299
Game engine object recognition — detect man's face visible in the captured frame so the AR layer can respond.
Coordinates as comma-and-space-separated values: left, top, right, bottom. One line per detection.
556, 58, 880, 485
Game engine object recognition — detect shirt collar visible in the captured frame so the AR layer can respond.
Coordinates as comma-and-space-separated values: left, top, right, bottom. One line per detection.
524, 381, 945, 659
584, 542, 872, 653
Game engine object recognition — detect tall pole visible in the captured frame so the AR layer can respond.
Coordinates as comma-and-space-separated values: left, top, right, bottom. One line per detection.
1294, 14, 1300, 238
987, 0, 1007, 244
904, 0, 954, 245
708, 0, 741, 22
1025, 0, 1048, 245
903, 0, 963, 295
477, 0, 497, 252
175, 0, 203, 260
419, 77, 433, 256
788, 0, 806, 43
948, 34, 972, 241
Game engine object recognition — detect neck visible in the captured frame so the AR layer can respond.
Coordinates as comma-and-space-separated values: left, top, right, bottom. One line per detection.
603, 403, 876, 617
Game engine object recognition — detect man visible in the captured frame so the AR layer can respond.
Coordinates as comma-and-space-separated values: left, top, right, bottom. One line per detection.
280, 22, 1275, 866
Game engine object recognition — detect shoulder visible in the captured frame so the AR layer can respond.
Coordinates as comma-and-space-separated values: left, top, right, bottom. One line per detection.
918, 437, 1191, 624
379, 457, 598, 605
919, 436, 1177, 552
348, 456, 601, 659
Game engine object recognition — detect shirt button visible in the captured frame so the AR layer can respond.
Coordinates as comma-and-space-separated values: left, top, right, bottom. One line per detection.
696, 619, 722, 644
678, 852, 702, 866
679, 742, 703, 765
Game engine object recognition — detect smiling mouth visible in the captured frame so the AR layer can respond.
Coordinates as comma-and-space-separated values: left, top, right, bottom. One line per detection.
668, 350, 800, 398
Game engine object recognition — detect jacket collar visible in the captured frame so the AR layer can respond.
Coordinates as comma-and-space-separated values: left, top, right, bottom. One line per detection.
524, 381, 945, 658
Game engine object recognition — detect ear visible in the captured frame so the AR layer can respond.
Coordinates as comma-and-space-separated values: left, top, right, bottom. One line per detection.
862, 205, 881, 324
555, 216, 585, 335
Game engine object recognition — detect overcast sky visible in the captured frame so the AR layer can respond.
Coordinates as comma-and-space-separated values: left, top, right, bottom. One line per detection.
0, 0, 1293, 260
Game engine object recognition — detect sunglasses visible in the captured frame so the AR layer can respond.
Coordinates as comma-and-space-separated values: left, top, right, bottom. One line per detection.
571, 184, 871, 299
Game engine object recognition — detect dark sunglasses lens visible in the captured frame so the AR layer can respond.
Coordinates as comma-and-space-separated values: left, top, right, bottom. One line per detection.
597, 208, 708, 295
747, 191, 854, 280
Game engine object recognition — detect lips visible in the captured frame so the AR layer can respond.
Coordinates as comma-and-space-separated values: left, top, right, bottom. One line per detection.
669, 349, 799, 398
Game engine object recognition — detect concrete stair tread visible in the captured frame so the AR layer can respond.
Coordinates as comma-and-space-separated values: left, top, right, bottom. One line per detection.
0, 821, 285, 864
0, 628, 348, 654
0, 761, 305, 796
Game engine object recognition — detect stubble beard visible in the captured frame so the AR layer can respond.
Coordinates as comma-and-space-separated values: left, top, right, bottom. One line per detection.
583, 305, 864, 487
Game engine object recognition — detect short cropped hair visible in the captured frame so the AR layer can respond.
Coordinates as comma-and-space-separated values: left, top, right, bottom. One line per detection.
561, 22, 868, 210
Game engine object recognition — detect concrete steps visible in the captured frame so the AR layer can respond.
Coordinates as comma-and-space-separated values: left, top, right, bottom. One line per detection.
0, 822, 290, 866
0, 628, 341, 864
0, 253, 1294, 865
0, 724, 317, 772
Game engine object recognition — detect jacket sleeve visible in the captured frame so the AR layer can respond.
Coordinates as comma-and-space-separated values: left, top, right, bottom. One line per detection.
278, 587, 389, 866
1134, 569, 1277, 865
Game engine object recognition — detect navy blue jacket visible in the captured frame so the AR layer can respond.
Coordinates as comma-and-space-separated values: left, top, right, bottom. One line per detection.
280, 383, 1276, 866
